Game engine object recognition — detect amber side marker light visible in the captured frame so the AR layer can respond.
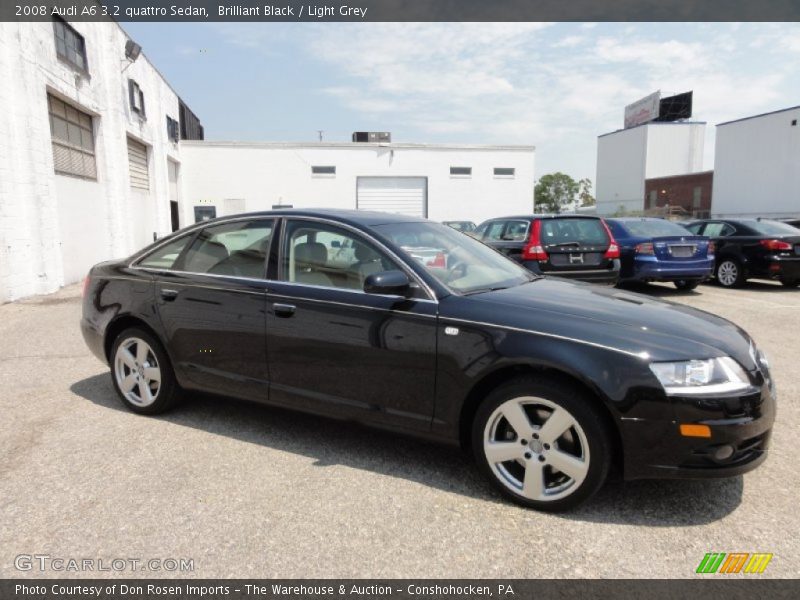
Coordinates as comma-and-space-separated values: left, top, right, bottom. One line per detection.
680, 424, 712, 438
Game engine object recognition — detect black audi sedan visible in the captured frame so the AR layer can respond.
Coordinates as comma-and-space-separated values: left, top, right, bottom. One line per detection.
81, 209, 775, 511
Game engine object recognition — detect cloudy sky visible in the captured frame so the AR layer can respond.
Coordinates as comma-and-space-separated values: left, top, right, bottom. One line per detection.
124, 22, 800, 183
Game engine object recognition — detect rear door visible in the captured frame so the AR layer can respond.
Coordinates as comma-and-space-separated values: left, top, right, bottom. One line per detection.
540, 218, 611, 274
150, 218, 274, 402
494, 220, 530, 262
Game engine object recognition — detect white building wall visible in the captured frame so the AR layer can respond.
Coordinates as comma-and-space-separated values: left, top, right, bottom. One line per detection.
178, 142, 535, 225
595, 122, 706, 215
712, 107, 800, 218
0, 21, 187, 301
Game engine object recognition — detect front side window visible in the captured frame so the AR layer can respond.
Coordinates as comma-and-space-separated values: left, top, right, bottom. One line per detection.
48, 94, 96, 179
138, 236, 191, 270
374, 221, 534, 295
53, 17, 87, 72
182, 220, 274, 278
282, 220, 399, 291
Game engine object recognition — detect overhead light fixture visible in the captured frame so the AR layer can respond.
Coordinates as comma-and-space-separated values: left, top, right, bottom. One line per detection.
125, 40, 142, 62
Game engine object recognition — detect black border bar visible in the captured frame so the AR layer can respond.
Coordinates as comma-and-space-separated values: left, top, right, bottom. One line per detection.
3, 0, 800, 22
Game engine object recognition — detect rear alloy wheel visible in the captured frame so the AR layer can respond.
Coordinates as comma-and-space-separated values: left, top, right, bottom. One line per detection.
674, 279, 699, 291
716, 259, 745, 288
111, 328, 180, 414
780, 277, 799, 288
473, 377, 611, 511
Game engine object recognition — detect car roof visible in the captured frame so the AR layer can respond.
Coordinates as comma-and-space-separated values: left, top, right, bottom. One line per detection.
484, 214, 601, 221
210, 208, 428, 227
607, 217, 668, 222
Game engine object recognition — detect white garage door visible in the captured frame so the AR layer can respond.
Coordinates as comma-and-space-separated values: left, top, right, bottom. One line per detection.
357, 177, 427, 218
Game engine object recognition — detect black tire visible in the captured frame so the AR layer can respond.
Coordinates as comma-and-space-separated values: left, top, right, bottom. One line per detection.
109, 327, 181, 415
472, 376, 612, 512
715, 258, 746, 288
674, 279, 699, 291
780, 277, 799, 288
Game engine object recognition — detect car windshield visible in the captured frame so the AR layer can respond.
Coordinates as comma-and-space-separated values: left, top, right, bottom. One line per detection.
744, 220, 800, 236
540, 218, 609, 246
619, 219, 693, 237
373, 221, 535, 295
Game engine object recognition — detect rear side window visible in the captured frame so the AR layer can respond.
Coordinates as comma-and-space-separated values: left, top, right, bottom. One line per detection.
138, 236, 191, 270
182, 219, 274, 278
540, 219, 608, 245
703, 223, 736, 237
503, 220, 530, 241
484, 221, 507, 241
684, 222, 704, 234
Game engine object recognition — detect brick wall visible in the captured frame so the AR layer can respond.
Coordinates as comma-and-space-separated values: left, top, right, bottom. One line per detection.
644, 171, 713, 217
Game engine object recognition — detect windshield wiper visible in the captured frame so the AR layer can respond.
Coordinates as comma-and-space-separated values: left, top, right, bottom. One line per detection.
462, 285, 510, 296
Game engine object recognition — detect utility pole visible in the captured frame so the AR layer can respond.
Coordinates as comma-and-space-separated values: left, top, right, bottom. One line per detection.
317, 130, 324, 142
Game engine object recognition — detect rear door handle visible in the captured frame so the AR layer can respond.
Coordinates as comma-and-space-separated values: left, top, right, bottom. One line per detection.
160, 288, 179, 301
273, 303, 296, 317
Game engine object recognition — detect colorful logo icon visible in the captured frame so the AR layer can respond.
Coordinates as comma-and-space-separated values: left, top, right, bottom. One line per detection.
696, 553, 773, 574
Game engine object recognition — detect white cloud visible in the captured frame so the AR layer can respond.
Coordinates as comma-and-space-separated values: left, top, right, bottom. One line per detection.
212, 22, 800, 180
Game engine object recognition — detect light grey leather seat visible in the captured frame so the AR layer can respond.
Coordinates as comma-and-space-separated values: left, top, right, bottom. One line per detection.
294, 242, 333, 287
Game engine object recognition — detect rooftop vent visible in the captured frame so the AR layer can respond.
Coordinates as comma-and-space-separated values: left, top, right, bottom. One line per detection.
352, 131, 391, 143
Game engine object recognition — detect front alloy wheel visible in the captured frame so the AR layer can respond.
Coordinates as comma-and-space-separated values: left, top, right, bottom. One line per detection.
473, 377, 611, 511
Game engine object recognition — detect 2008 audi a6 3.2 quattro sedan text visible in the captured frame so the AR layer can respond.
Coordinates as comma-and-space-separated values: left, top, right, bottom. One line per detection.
80, 209, 776, 511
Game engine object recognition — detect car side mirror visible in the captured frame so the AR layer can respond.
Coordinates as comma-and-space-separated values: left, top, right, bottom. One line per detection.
363, 270, 411, 297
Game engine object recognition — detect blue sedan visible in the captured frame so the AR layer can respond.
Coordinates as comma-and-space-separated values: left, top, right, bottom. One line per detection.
605, 218, 714, 290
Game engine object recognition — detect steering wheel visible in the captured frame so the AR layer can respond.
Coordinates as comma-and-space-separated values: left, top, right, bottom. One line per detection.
445, 260, 469, 283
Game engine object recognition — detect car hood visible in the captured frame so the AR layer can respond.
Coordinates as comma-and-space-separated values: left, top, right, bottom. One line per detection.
451, 277, 756, 366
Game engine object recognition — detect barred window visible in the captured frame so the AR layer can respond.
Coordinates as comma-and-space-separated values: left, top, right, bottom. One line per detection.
166, 116, 179, 142
53, 17, 88, 73
129, 79, 146, 117
48, 94, 97, 180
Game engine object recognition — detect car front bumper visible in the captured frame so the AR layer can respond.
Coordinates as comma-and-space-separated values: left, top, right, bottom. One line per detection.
619, 379, 775, 480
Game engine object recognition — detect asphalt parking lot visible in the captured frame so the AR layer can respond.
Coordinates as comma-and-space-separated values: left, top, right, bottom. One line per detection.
1, 280, 797, 579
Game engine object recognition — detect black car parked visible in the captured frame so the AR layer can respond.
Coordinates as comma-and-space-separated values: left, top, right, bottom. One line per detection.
473, 215, 620, 284
82, 210, 774, 511
684, 218, 800, 287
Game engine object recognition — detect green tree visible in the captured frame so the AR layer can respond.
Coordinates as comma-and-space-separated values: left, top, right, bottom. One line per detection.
578, 178, 595, 207
534, 172, 579, 214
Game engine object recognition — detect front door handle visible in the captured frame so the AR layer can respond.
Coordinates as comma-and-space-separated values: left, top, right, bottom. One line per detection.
273, 303, 296, 317
160, 288, 179, 301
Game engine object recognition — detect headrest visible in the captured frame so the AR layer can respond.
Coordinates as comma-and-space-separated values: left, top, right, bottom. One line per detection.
295, 242, 327, 267
354, 242, 379, 262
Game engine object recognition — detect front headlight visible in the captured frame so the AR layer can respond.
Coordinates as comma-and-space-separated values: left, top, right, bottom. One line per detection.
649, 357, 752, 395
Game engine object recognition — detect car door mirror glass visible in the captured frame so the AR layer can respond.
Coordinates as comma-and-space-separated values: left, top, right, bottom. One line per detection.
363, 270, 410, 296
